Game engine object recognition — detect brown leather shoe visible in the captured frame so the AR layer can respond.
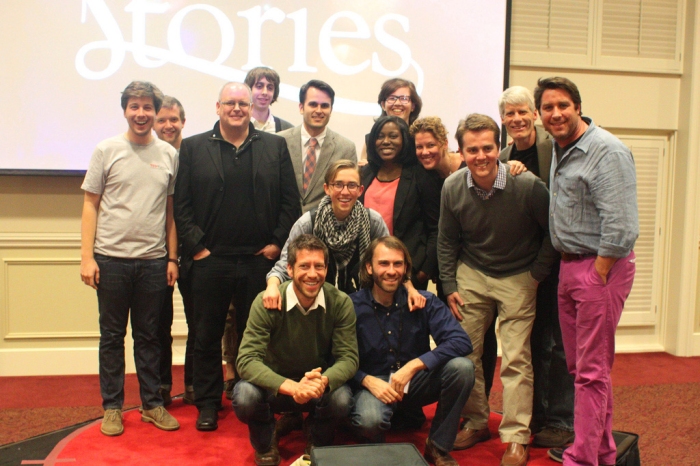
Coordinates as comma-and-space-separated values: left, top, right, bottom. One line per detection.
424, 438, 458, 466
254, 435, 280, 466
453, 426, 490, 450
500, 443, 529, 466
254, 447, 280, 466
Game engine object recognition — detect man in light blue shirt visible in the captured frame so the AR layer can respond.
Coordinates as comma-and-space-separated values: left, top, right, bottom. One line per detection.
535, 77, 638, 466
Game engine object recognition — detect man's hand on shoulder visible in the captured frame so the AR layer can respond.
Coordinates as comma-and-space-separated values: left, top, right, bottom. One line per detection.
263, 278, 282, 310
362, 375, 401, 404
405, 281, 426, 311
507, 160, 527, 176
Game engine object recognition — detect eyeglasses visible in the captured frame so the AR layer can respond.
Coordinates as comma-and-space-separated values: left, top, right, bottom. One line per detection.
329, 181, 360, 193
220, 101, 251, 109
385, 95, 411, 104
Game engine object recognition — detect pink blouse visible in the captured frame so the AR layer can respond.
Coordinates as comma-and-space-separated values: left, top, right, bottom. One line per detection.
364, 177, 400, 235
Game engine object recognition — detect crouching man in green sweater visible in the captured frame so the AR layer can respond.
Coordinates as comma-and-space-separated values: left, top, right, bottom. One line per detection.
234, 234, 359, 466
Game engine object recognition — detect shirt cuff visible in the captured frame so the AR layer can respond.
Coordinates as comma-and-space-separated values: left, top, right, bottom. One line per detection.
419, 352, 439, 372
441, 280, 458, 296
598, 241, 633, 259
353, 370, 368, 385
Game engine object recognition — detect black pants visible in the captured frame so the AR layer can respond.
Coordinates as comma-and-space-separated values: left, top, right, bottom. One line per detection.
191, 254, 273, 410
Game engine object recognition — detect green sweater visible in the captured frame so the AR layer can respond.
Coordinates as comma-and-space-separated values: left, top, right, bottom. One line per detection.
438, 169, 558, 296
236, 281, 359, 395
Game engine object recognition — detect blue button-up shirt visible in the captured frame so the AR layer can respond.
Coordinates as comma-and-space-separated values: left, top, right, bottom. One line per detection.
350, 287, 472, 385
549, 118, 639, 258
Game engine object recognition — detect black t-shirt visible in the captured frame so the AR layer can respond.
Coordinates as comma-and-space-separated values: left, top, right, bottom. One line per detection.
510, 142, 540, 178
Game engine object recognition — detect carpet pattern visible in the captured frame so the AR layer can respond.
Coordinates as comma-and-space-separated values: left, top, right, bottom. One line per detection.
2, 354, 700, 465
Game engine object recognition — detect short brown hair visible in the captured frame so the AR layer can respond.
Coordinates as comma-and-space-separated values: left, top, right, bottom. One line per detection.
121, 81, 163, 113
161, 96, 185, 121
455, 113, 501, 150
288, 234, 329, 267
324, 159, 360, 186
409, 116, 449, 145
533, 77, 582, 114
377, 78, 422, 124
244, 67, 281, 104
359, 236, 412, 289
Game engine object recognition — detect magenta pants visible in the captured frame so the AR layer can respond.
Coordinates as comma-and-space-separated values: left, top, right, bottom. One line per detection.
558, 252, 636, 466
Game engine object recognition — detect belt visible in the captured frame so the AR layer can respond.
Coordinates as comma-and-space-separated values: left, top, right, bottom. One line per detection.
560, 252, 596, 262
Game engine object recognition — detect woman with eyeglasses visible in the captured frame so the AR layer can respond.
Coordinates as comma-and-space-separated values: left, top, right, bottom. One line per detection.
262, 159, 426, 310
360, 78, 423, 165
360, 115, 441, 290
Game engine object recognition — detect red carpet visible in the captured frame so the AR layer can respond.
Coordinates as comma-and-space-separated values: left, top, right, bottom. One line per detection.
39, 399, 554, 466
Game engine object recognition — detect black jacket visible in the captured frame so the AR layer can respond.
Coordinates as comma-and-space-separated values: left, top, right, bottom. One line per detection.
360, 163, 441, 278
174, 122, 301, 273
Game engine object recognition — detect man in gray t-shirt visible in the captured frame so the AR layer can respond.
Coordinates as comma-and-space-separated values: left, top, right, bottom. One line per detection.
80, 81, 180, 437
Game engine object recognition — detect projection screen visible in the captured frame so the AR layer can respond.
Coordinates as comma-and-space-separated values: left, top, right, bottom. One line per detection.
0, 0, 509, 174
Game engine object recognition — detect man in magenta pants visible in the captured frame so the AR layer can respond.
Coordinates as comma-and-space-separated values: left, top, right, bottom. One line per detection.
535, 76, 639, 466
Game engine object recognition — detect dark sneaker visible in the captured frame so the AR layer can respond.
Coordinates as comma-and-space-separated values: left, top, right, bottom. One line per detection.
100, 408, 123, 436
533, 426, 575, 447
141, 406, 180, 431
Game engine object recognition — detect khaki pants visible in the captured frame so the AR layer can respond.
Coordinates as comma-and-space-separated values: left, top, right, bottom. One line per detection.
456, 262, 537, 444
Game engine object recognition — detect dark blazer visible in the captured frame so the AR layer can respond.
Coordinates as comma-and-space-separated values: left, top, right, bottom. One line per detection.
279, 126, 357, 213
174, 122, 301, 272
499, 126, 553, 188
359, 163, 441, 278
274, 116, 294, 132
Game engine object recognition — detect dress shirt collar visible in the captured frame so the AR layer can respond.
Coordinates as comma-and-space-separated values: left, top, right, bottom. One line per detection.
251, 110, 276, 133
466, 160, 507, 200
369, 285, 408, 311
568, 116, 594, 153
301, 125, 327, 149
285, 282, 326, 315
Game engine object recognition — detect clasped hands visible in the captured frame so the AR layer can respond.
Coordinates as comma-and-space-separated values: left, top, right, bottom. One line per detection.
291, 367, 328, 405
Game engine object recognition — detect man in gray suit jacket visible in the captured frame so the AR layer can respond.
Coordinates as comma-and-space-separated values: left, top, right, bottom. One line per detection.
279, 80, 357, 213
498, 86, 575, 449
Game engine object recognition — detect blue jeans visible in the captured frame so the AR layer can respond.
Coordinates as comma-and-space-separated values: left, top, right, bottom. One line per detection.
531, 260, 574, 432
95, 254, 167, 410
351, 357, 475, 453
232, 380, 353, 453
